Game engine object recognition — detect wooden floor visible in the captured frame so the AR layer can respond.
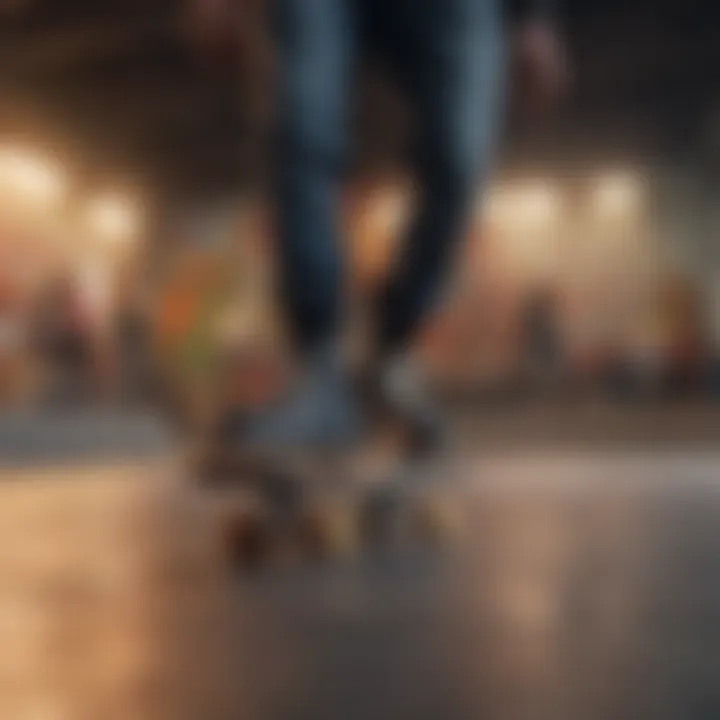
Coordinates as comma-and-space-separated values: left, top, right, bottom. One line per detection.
2, 451, 720, 719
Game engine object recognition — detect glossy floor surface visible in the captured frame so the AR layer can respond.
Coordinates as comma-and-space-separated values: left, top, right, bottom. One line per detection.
1, 452, 720, 720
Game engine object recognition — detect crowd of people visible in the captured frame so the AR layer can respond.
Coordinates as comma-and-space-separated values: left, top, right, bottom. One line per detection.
1, 247, 719, 419
0, 270, 157, 410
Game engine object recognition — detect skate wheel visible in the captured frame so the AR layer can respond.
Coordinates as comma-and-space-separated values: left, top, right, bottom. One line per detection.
221, 509, 273, 569
360, 489, 408, 547
409, 494, 464, 544
298, 500, 361, 560
194, 446, 233, 485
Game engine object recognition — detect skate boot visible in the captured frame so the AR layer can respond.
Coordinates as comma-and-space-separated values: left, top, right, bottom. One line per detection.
363, 353, 447, 459
220, 343, 365, 454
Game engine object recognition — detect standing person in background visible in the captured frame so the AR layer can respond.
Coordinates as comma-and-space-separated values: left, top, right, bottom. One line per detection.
0, 279, 25, 405
520, 286, 564, 397
117, 289, 156, 406
33, 276, 94, 406
189, 0, 567, 453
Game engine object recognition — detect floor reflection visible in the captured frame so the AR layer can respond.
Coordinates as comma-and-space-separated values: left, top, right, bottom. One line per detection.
1, 455, 720, 719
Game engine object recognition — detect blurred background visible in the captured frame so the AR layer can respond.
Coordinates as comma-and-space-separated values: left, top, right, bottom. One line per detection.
0, 0, 717, 421
2, 1, 720, 719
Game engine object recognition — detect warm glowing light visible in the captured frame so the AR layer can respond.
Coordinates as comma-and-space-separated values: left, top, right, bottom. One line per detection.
0, 148, 66, 206
371, 187, 408, 235
85, 194, 141, 242
485, 182, 560, 229
592, 173, 642, 218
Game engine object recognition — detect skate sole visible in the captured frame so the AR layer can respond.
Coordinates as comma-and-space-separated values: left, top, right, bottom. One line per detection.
193, 442, 469, 572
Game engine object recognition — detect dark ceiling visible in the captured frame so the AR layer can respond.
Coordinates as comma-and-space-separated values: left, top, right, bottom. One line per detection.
0, 0, 717, 209
0, 0, 250, 206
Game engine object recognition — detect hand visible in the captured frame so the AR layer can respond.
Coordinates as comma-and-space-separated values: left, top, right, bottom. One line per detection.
184, 0, 243, 64
513, 19, 569, 115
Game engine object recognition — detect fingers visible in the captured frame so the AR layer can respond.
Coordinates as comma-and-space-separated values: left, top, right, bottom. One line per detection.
513, 20, 569, 116
183, 0, 241, 62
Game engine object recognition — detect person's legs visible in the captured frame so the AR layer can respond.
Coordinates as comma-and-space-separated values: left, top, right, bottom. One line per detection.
275, 0, 355, 351
225, 0, 362, 450
377, 0, 505, 353
371, 0, 505, 448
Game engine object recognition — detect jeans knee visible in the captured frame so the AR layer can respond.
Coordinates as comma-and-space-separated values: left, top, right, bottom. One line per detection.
422, 140, 479, 205
280, 100, 346, 174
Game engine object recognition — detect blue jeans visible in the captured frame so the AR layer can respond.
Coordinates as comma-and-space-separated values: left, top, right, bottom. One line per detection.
276, 0, 505, 352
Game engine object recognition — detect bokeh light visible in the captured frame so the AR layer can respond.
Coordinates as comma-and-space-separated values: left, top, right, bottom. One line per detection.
0, 147, 66, 208
486, 182, 561, 229
84, 194, 141, 243
592, 172, 643, 219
